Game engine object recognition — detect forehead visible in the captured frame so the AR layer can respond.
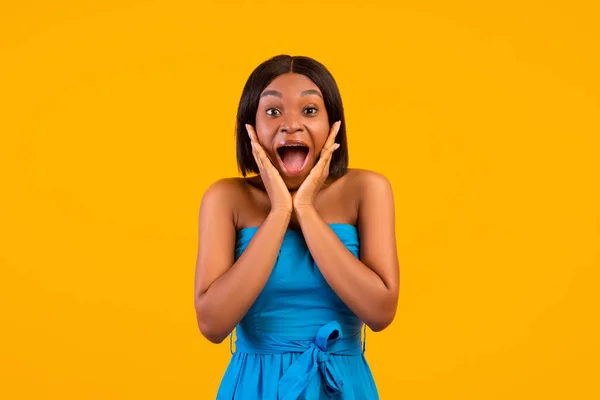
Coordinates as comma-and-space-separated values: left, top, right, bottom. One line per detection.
261, 73, 322, 96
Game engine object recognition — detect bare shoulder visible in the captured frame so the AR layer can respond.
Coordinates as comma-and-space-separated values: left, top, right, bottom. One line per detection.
202, 177, 247, 200
200, 177, 267, 229
199, 177, 249, 219
344, 168, 393, 196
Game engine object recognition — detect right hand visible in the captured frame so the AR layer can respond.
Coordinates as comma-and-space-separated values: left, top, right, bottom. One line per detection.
246, 124, 293, 214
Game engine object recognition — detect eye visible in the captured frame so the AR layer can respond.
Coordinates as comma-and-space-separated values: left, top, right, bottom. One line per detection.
266, 108, 281, 116
304, 107, 318, 115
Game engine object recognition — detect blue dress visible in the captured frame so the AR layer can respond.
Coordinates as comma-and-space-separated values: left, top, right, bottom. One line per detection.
216, 223, 379, 400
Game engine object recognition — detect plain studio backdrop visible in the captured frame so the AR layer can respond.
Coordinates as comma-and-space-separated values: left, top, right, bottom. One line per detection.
1, 1, 599, 399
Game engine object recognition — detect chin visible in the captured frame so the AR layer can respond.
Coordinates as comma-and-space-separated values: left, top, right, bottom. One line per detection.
283, 175, 305, 191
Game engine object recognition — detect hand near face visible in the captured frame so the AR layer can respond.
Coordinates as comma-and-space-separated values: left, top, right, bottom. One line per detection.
292, 121, 342, 210
246, 124, 293, 214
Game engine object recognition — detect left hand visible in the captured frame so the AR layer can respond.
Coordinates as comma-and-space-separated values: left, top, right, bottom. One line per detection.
292, 120, 342, 210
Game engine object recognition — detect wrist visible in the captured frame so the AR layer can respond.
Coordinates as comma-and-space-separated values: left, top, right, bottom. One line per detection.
269, 207, 293, 218
294, 204, 317, 218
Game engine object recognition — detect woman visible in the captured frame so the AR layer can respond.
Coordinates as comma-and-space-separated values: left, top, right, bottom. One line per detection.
195, 54, 400, 399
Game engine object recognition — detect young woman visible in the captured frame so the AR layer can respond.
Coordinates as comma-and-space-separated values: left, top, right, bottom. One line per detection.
195, 55, 400, 399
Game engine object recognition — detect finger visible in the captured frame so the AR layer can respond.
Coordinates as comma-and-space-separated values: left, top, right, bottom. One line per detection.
315, 142, 340, 172
256, 146, 268, 171
245, 124, 255, 140
246, 124, 281, 176
324, 120, 342, 149
317, 122, 340, 164
256, 155, 265, 174
322, 143, 340, 173
247, 125, 270, 169
246, 125, 262, 153
246, 125, 267, 159
327, 142, 341, 158
321, 140, 340, 157
254, 141, 274, 169
250, 137, 259, 158
251, 142, 265, 172
256, 142, 278, 170
248, 125, 262, 168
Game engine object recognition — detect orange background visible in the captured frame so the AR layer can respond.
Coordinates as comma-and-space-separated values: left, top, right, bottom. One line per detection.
2, 1, 599, 399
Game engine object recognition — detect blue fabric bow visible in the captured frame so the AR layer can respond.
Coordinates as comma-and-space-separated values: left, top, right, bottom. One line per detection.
277, 321, 354, 400
232, 320, 363, 400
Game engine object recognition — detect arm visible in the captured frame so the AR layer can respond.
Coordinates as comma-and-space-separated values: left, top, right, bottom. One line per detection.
296, 171, 400, 331
194, 179, 291, 344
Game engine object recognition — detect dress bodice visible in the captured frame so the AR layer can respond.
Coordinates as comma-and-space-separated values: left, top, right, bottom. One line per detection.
234, 224, 363, 342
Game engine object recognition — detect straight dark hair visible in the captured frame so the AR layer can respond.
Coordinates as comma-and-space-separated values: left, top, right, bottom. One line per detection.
236, 55, 349, 178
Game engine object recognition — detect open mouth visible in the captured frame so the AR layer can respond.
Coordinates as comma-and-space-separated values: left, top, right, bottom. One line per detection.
276, 143, 310, 175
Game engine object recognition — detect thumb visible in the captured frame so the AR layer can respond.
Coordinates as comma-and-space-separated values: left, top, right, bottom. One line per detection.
322, 143, 340, 173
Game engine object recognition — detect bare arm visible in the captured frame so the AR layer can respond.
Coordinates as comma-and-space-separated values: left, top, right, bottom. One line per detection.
194, 179, 291, 343
296, 171, 400, 331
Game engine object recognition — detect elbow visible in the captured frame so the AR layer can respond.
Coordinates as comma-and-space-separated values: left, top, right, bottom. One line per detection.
366, 293, 398, 332
195, 296, 230, 344
200, 325, 229, 344
196, 312, 230, 344
367, 313, 394, 332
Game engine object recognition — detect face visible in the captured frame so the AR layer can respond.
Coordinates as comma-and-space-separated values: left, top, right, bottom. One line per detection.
255, 72, 330, 189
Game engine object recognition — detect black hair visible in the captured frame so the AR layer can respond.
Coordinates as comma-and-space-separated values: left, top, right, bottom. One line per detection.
235, 55, 348, 177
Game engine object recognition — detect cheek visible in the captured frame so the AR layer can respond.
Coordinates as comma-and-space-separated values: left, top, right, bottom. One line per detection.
312, 125, 331, 153
256, 132, 272, 150
254, 118, 273, 146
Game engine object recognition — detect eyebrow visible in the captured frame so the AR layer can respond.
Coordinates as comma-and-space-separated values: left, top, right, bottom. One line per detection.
259, 89, 323, 98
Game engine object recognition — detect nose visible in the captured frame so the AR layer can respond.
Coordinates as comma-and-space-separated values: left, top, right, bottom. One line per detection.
280, 113, 303, 134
